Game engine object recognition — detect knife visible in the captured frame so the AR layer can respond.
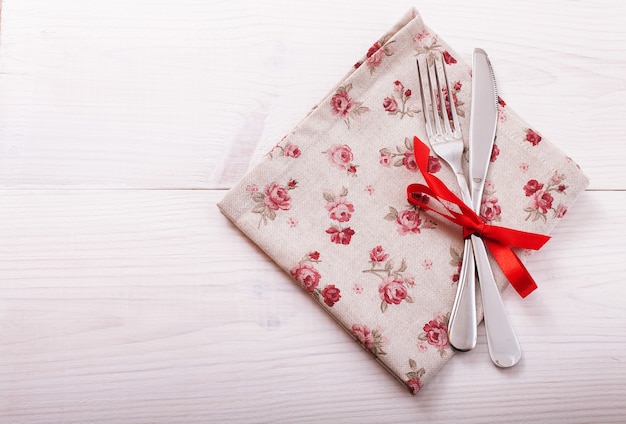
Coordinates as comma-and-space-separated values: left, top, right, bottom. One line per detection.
469, 48, 522, 367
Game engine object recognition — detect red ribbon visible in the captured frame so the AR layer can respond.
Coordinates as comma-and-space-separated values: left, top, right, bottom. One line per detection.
407, 136, 550, 298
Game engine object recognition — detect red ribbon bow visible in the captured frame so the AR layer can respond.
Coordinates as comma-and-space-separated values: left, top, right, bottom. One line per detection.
407, 136, 550, 298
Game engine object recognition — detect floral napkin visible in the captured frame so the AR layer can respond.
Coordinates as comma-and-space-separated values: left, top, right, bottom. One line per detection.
217, 7, 589, 394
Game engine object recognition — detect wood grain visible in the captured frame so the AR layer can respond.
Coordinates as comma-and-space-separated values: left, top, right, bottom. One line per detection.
0, 0, 624, 189
0, 0, 625, 423
0, 190, 625, 423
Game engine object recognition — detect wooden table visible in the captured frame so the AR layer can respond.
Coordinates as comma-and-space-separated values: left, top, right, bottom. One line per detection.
1, 1, 625, 422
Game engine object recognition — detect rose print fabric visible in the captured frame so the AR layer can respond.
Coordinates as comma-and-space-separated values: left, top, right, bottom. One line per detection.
218, 8, 589, 394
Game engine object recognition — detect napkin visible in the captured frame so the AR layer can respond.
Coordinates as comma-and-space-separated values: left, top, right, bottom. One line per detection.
218, 7, 589, 394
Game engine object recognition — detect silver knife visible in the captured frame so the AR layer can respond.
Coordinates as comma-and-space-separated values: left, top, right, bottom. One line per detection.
469, 48, 522, 367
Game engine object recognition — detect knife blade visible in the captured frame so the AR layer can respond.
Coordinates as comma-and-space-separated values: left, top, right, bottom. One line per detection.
469, 48, 522, 367
469, 48, 498, 209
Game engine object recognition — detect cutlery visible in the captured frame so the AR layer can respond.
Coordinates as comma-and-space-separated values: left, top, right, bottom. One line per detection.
416, 52, 477, 351
469, 48, 522, 367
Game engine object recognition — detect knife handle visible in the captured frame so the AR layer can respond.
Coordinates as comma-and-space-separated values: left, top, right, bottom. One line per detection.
448, 238, 477, 351
471, 234, 522, 367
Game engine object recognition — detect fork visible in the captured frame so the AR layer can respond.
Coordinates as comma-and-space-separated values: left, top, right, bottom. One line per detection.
416, 53, 522, 367
416, 52, 477, 352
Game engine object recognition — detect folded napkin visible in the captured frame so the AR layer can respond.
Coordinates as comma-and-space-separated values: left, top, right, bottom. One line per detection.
218, 7, 589, 394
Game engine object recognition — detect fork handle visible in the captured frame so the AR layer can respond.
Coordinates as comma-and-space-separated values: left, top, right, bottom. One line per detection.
447, 175, 478, 351
471, 234, 522, 367
448, 238, 477, 351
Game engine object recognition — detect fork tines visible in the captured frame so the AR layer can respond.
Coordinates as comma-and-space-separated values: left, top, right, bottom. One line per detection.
416, 53, 461, 142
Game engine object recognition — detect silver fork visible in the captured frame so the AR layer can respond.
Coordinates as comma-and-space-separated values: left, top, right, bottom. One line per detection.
416, 53, 477, 352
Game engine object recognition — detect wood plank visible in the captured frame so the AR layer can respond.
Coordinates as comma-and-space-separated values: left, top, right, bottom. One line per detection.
0, 0, 624, 189
0, 189, 624, 422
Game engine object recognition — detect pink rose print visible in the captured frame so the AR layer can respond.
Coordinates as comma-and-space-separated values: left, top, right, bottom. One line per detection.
329, 84, 369, 128
529, 191, 554, 214
379, 151, 393, 167
352, 324, 374, 350
525, 128, 542, 146
351, 324, 387, 356
268, 141, 302, 159
449, 246, 463, 284
379, 276, 408, 305
383, 80, 419, 119
428, 156, 442, 173
364, 185, 375, 196
552, 172, 564, 183
418, 313, 451, 357
263, 182, 292, 211
422, 259, 433, 270
290, 261, 321, 293
477, 181, 503, 223
393, 80, 404, 93
366, 42, 385, 67
437, 80, 465, 119
411, 192, 431, 207
352, 282, 364, 294
291, 252, 342, 308
402, 152, 418, 171
413, 29, 441, 57
442, 50, 457, 64
490, 143, 500, 162
325, 195, 354, 222
363, 248, 415, 312
322, 284, 341, 307
383, 97, 397, 112
524, 171, 568, 221
407, 378, 422, 395
523, 179, 544, 196
423, 319, 449, 349
366, 42, 382, 58
369, 245, 389, 263
480, 195, 502, 223
324, 144, 358, 176
384, 205, 436, 235
323, 187, 356, 244
331, 90, 353, 117
353, 33, 395, 73
396, 209, 422, 235
379, 137, 441, 174
497, 96, 507, 122
326, 226, 355, 245
250, 179, 297, 227
284, 143, 301, 158
406, 359, 426, 395
405, 275, 416, 287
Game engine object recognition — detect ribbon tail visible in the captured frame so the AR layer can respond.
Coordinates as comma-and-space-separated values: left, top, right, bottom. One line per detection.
484, 239, 538, 298
482, 225, 551, 251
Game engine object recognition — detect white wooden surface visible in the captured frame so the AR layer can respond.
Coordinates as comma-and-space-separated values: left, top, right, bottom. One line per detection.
1, 1, 625, 423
